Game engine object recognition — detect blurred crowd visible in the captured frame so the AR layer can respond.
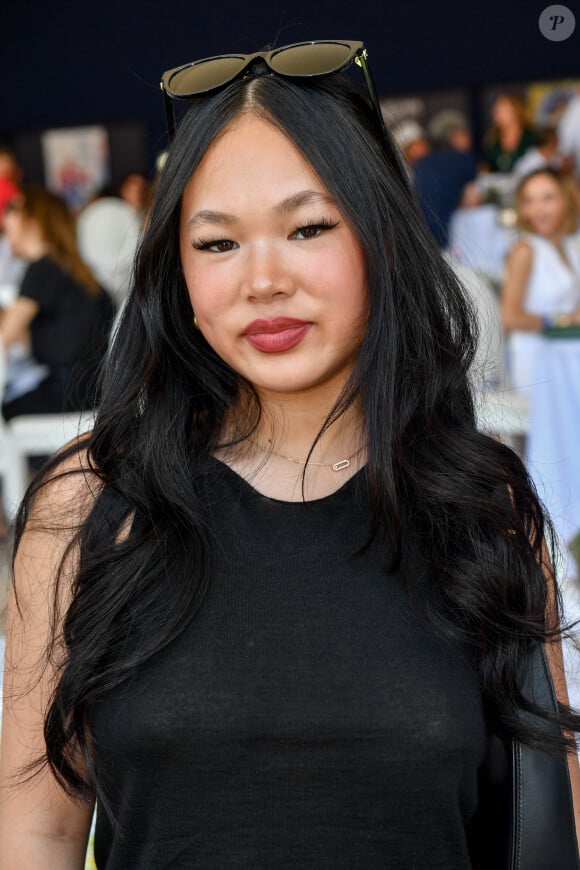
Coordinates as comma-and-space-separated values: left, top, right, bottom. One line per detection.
390, 88, 580, 385
0, 149, 152, 424
391, 89, 580, 247
0, 89, 579, 560
2, 88, 580, 414
391, 89, 580, 577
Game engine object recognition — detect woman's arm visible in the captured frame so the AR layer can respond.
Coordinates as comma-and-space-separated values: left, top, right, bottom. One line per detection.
0, 453, 98, 869
500, 241, 543, 333
545, 632, 580, 838
543, 546, 580, 839
0, 296, 38, 350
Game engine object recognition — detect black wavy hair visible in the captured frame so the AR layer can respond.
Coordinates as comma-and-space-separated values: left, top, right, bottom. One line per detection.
13, 70, 580, 806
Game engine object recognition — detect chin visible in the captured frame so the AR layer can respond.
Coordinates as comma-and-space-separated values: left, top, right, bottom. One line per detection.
251, 378, 321, 394
251, 370, 347, 397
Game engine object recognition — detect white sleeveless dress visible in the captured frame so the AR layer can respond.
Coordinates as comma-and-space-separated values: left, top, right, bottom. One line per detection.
508, 233, 580, 395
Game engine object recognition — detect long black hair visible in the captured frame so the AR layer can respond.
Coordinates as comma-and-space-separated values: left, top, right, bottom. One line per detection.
13, 71, 580, 805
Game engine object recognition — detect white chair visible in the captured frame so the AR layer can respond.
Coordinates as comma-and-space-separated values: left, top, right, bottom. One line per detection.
3, 411, 95, 520
0, 348, 95, 522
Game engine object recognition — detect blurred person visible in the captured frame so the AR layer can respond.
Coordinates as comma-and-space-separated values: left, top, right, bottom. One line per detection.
77, 190, 141, 310
0, 186, 115, 419
118, 170, 151, 220
0, 147, 25, 296
482, 93, 538, 174
428, 109, 473, 153
412, 110, 478, 247
558, 86, 580, 177
0, 145, 22, 186
512, 126, 569, 180
390, 118, 430, 165
501, 168, 580, 394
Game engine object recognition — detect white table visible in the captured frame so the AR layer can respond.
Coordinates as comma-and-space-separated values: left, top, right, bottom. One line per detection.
525, 338, 580, 579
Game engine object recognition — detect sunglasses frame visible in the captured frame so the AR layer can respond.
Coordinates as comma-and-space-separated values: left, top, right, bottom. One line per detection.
160, 40, 385, 142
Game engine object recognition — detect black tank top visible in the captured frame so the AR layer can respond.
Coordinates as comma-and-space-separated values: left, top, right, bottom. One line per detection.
90, 459, 489, 868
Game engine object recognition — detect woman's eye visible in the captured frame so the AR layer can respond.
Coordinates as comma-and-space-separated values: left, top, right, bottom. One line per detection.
192, 238, 237, 253
291, 220, 339, 241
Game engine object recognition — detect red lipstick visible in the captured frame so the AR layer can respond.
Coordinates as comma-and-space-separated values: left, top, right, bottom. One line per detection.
242, 317, 311, 353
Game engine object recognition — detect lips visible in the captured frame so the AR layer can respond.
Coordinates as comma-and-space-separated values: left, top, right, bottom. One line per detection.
242, 317, 311, 353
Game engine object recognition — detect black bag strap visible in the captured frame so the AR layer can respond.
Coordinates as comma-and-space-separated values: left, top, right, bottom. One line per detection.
512, 645, 579, 870
470, 644, 579, 869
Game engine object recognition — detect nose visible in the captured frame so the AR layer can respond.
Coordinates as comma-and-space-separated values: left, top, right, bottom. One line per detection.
241, 241, 295, 302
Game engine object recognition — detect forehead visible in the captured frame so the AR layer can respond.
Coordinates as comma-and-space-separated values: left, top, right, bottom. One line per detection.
181, 114, 326, 207
521, 174, 561, 196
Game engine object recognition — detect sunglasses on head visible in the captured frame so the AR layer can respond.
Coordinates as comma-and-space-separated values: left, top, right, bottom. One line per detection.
160, 39, 385, 142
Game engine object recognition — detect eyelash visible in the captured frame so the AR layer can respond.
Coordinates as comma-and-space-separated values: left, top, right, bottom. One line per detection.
291, 217, 339, 240
192, 217, 339, 252
192, 238, 237, 253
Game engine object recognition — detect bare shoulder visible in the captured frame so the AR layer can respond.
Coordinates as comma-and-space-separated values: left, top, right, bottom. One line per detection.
507, 238, 534, 266
20, 432, 103, 536
0, 435, 99, 861
12, 433, 104, 614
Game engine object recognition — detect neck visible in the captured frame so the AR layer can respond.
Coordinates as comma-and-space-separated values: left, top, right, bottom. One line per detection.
227, 379, 365, 464
24, 237, 49, 261
218, 378, 366, 501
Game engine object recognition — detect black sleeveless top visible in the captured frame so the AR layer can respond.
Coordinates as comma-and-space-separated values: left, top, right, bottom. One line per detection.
90, 459, 489, 868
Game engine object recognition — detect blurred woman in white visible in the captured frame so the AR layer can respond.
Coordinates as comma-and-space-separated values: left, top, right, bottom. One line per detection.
501, 168, 580, 395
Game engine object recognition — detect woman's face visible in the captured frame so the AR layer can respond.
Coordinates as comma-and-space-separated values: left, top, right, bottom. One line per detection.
3, 200, 26, 255
3, 201, 40, 258
179, 114, 369, 400
492, 96, 520, 128
518, 173, 568, 238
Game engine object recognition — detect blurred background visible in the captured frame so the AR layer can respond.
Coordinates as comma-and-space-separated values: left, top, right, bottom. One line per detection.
1, 9, 579, 541
1, 0, 579, 556
1, 5, 580, 856
2, 0, 579, 191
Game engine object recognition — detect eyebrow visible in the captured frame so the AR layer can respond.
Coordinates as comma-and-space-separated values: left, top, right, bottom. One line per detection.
273, 189, 335, 214
184, 189, 336, 232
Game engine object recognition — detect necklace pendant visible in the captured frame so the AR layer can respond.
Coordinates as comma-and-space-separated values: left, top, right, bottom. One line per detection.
332, 458, 350, 472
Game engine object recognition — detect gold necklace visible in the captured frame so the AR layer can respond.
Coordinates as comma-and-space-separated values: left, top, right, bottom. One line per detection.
248, 438, 365, 472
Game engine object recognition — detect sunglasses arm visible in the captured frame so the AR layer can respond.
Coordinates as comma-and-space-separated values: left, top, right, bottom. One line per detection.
161, 85, 176, 141
355, 53, 387, 142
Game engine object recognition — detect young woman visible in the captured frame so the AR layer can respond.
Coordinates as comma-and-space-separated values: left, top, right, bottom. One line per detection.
501, 168, 580, 395
0, 186, 115, 418
0, 44, 579, 869
482, 92, 538, 174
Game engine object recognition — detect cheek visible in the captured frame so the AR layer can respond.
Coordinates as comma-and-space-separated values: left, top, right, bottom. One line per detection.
189, 280, 234, 323
182, 268, 241, 362
328, 246, 368, 302
321, 252, 368, 333
181, 257, 230, 320
520, 201, 536, 221
4, 218, 24, 252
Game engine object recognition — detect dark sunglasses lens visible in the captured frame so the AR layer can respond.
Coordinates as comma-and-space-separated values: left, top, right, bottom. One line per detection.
167, 56, 247, 96
270, 42, 354, 76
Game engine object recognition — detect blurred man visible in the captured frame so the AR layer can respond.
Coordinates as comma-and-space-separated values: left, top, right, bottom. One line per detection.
391, 119, 431, 166
412, 111, 478, 248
